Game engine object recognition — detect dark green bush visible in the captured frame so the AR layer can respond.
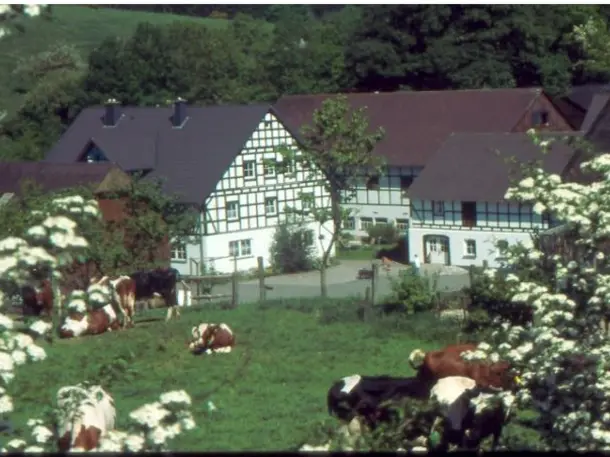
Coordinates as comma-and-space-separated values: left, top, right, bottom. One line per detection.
269, 223, 316, 274
366, 223, 399, 245
387, 269, 439, 315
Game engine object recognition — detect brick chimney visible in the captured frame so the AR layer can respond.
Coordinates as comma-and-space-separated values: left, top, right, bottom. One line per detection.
172, 97, 188, 127
103, 98, 120, 127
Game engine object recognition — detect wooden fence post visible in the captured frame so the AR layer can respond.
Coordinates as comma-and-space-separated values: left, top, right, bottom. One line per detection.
257, 256, 266, 303
468, 265, 475, 288
231, 256, 239, 309
371, 262, 379, 306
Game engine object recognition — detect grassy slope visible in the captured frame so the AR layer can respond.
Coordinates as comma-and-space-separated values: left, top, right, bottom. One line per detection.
0, 5, 232, 115
7, 299, 540, 451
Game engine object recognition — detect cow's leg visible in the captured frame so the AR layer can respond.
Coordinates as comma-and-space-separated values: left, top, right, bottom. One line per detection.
165, 306, 174, 322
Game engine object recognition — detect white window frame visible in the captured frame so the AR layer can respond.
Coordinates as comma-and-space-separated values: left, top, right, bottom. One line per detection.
344, 217, 355, 230
375, 217, 389, 226
243, 161, 256, 180
226, 201, 239, 220
265, 197, 277, 215
432, 201, 444, 217
395, 218, 409, 231
360, 217, 373, 230
464, 239, 477, 257
240, 239, 252, 256
229, 239, 253, 258
171, 241, 187, 261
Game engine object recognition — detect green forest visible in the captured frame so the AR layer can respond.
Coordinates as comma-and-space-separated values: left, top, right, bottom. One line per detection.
0, 4, 609, 162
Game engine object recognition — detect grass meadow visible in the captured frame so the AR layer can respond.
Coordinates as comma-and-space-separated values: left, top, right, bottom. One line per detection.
6, 298, 541, 451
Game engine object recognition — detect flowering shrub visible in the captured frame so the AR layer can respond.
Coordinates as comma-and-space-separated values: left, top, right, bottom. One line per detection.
0, 194, 196, 451
460, 130, 610, 450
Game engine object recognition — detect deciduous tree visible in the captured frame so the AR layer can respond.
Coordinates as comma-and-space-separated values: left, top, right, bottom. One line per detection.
277, 95, 384, 297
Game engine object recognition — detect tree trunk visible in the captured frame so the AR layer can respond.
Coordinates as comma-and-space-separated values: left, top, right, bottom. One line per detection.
320, 262, 328, 298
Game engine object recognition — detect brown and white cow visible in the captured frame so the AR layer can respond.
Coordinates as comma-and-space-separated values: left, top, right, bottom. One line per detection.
58, 304, 121, 339
56, 384, 116, 451
91, 275, 136, 328
188, 323, 235, 354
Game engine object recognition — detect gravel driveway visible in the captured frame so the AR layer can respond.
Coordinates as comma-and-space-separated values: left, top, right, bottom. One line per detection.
203, 260, 471, 306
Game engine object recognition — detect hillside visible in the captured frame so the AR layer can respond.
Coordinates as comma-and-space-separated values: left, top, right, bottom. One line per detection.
0, 5, 236, 116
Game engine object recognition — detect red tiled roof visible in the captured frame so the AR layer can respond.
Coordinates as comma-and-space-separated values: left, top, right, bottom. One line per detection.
274, 88, 547, 167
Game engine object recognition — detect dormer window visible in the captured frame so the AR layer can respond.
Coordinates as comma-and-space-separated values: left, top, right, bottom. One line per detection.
532, 110, 549, 127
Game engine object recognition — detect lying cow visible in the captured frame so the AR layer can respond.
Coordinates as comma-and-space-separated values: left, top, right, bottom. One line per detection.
21, 279, 53, 318
56, 384, 116, 451
58, 304, 121, 339
188, 323, 235, 354
91, 276, 136, 328
327, 374, 430, 432
130, 268, 182, 321
429, 376, 513, 451
409, 344, 516, 391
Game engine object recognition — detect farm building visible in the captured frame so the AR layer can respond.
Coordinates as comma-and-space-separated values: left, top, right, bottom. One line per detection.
274, 87, 576, 244
405, 132, 579, 268
0, 161, 171, 287
44, 99, 333, 275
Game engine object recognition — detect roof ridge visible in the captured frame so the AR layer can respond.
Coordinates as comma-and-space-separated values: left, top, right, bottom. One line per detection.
278, 87, 543, 99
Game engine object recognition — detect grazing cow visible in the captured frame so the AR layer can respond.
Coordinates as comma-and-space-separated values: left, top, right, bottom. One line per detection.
92, 276, 136, 328
409, 344, 516, 391
56, 384, 116, 451
58, 304, 121, 339
429, 376, 513, 451
327, 375, 430, 432
188, 323, 235, 354
21, 279, 54, 318
130, 268, 181, 321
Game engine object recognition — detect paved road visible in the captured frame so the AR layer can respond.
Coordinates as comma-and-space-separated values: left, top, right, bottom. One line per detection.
197, 260, 471, 305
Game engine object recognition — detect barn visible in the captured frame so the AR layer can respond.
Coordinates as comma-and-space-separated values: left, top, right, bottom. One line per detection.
0, 161, 170, 289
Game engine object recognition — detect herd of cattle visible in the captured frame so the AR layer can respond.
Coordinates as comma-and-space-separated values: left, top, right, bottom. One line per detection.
13, 268, 521, 451
19, 267, 184, 337
323, 342, 519, 451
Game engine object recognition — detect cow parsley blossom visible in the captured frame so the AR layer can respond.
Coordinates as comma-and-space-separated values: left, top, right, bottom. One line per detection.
0, 194, 196, 452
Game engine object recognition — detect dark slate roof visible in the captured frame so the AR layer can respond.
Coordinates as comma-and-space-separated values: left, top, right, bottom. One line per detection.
45, 104, 275, 204
408, 132, 578, 202
274, 88, 549, 167
581, 93, 610, 134
564, 83, 610, 111
0, 162, 121, 195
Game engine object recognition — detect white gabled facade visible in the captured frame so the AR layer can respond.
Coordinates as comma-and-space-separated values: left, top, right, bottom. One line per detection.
344, 165, 422, 240
171, 111, 334, 275
408, 199, 552, 268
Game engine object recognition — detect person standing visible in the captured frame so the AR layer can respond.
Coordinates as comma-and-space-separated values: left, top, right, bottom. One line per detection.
413, 254, 421, 275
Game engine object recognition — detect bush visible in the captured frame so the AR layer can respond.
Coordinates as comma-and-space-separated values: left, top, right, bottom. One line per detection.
269, 223, 316, 274
463, 267, 533, 336
386, 269, 440, 315
366, 224, 398, 245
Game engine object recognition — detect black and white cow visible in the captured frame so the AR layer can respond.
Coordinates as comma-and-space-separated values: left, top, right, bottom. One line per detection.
129, 267, 180, 321
429, 376, 513, 451
327, 374, 429, 432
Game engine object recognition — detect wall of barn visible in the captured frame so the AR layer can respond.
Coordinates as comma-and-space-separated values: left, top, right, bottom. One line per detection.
170, 111, 334, 276
408, 198, 550, 268
343, 165, 421, 241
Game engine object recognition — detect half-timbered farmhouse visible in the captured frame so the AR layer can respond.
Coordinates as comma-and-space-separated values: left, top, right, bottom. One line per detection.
44, 100, 333, 274
275, 88, 575, 242
406, 132, 578, 268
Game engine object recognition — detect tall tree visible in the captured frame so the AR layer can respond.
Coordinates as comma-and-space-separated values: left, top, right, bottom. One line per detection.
277, 95, 385, 297
346, 5, 596, 94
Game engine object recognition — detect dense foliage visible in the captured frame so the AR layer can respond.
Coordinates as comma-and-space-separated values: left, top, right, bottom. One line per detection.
269, 222, 316, 274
